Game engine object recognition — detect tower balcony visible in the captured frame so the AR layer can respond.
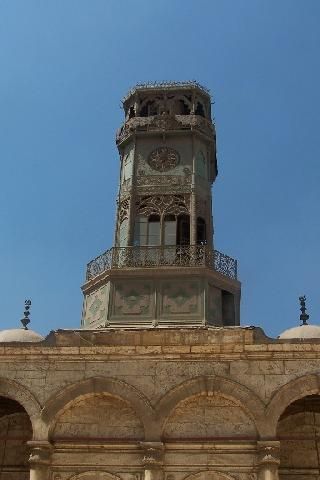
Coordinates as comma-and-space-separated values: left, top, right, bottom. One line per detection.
85, 245, 237, 282
116, 114, 215, 146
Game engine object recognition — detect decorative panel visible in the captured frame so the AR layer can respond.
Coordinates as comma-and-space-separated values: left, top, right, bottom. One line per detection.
111, 281, 154, 318
82, 284, 108, 328
160, 280, 202, 318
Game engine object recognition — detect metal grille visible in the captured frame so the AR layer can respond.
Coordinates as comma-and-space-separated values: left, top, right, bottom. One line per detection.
86, 245, 237, 282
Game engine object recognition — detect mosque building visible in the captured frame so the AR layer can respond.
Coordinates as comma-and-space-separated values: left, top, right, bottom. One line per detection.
0, 81, 320, 480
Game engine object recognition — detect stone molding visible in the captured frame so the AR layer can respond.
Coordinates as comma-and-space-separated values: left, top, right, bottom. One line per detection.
28, 440, 52, 466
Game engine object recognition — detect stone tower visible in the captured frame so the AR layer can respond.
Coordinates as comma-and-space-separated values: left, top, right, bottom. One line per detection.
81, 81, 240, 329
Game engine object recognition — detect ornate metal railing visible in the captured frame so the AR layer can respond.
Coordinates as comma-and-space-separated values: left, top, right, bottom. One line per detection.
86, 245, 237, 282
116, 114, 214, 145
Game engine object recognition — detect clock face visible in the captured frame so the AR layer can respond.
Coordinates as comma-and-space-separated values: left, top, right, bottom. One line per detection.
148, 147, 180, 172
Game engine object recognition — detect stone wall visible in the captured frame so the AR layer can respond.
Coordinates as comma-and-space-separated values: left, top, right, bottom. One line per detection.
0, 326, 319, 479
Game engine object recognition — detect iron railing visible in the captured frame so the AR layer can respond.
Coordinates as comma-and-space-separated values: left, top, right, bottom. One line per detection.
86, 245, 237, 282
116, 114, 214, 145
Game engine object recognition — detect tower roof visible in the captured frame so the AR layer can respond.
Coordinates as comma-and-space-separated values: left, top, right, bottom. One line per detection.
122, 80, 211, 104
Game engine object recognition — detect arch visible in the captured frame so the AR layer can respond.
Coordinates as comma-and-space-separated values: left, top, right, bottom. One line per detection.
0, 396, 33, 478
0, 378, 41, 432
266, 373, 320, 436
68, 472, 121, 480
183, 470, 236, 480
42, 377, 156, 438
156, 376, 265, 437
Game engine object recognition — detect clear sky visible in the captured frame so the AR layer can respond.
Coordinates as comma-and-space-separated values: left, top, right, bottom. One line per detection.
0, 0, 319, 338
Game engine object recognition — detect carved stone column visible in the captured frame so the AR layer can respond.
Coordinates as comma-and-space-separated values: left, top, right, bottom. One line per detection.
140, 441, 164, 480
28, 441, 52, 480
257, 441, 280, 480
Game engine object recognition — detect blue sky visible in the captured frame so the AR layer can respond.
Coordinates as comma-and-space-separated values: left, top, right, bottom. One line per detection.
0, 0, 319, 338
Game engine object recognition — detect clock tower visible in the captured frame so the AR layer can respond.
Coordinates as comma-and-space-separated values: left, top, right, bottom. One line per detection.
81, 81, 241, 329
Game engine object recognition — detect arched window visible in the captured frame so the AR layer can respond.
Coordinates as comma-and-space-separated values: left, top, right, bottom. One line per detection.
197, 217, 206, 244
134, 215, 160, 246
134, 214, 190, 246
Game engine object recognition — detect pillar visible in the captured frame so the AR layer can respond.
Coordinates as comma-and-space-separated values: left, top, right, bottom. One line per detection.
257, 441, 280, 480
140, 442, 164, 480
28, 441, 52, 480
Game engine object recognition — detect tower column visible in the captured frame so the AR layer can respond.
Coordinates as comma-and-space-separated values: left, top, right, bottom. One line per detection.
256, 441, 280, 480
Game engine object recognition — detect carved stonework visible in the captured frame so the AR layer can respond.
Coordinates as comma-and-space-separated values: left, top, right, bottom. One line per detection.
113, 282, 153, 316
136, 194, 189, 216
140, 442, 164, 468
120, 178, 132, 196
136, 174, 191, 187
116, 114, 214, 144
257, 441, 280, 466
83, 285, 107, 327
137, 185, 191, 195
28, 442, 52, 466
119, 199, 130, 223
148, 147, 180, 172
162, 282, 199, 315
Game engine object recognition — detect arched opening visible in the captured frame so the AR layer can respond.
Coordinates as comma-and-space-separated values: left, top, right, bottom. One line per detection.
0, 396, 32, 479
139, 100, 158, 117
196, 217, 206, 244
178, 99, 191, 115
195, 102, 205, 117
128, 106, 135, 119
277, 394, 320, 478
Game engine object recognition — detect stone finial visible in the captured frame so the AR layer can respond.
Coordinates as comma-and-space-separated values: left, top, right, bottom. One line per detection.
20, 299, 31, 330
299, 295, 309, 325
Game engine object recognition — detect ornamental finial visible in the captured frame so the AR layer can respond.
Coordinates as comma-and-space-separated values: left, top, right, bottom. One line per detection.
20, 299, 31, 330
299, 295, 309, 325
